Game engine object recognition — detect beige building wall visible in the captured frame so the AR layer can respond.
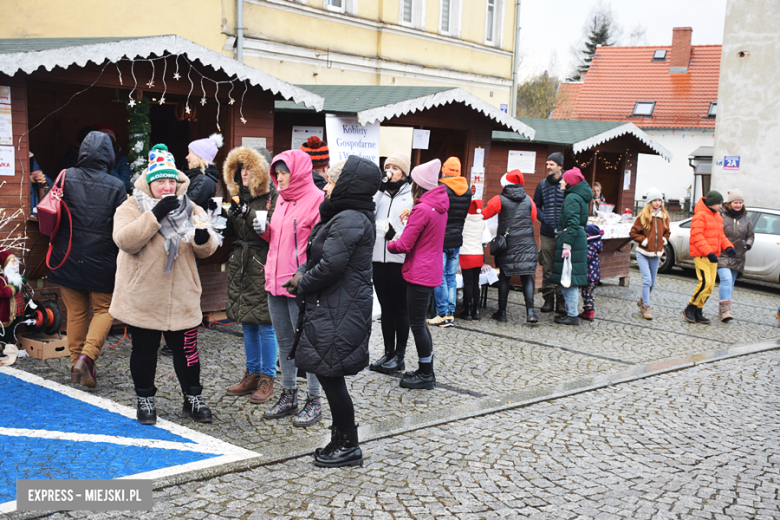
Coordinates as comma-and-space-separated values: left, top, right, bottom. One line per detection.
3, 0, 517, 108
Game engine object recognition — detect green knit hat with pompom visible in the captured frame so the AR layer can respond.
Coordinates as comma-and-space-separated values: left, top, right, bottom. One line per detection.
146, 144, 179, 184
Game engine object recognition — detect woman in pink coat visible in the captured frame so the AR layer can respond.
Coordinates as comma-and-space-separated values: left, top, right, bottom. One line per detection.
254, 149, 324, 427
387, 159, 449, 390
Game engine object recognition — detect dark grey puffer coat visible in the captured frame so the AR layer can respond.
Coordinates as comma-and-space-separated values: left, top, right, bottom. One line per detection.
718, 207, 754, 273
496, 184, 539, 276
293, 156, 381, 378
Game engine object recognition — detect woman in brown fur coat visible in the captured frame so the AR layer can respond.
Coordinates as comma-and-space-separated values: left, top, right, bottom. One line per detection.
222, 147, 280, 404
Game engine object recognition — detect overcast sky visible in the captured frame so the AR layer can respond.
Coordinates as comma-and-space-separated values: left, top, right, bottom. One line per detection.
516, 0, 728, 80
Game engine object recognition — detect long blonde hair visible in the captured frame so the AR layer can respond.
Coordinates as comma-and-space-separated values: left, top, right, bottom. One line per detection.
639, 201, 669, 230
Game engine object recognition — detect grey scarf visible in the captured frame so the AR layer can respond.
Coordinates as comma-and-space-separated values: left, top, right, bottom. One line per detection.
134, 190, 195, 274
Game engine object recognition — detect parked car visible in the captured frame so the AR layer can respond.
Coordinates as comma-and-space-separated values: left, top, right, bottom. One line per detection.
661, 207, 780, 283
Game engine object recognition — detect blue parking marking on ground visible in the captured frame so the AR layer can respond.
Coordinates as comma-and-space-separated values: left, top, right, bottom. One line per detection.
0, 373, 192, 444
0, 434, 218, 503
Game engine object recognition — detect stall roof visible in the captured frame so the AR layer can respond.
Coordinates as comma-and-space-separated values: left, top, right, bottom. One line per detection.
0, 36, 323, 110
275, 85, 535, 139
493, 118, 672, 162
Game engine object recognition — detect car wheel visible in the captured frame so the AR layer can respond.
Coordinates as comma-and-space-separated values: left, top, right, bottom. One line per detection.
658, 244, 674, 273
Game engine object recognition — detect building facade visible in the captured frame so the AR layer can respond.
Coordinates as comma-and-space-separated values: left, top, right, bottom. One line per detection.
3, 0, 517, 109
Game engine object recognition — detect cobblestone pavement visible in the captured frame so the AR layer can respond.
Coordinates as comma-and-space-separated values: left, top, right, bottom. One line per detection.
11, 268, 780, 457
42, 345, 780, 519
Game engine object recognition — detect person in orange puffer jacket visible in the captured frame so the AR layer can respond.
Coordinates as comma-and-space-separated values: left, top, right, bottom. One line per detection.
683, 190, 736, 324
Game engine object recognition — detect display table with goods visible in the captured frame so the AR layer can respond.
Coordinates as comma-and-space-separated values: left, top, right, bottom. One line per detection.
589, 210, 635, 286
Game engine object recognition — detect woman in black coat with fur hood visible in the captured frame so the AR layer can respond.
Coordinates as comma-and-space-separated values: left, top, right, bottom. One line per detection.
285, 155, 381, 468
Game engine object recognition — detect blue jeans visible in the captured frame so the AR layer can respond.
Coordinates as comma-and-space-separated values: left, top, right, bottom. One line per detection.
434, 248, 460, 317
561, 285, 580, 317
636, 254, 660, 306
242, 323, 278, 377
717, 268, 739, 301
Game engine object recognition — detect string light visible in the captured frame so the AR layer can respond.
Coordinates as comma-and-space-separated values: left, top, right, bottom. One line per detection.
146, 59, 155, 88
159, 58, 167, 105
240, 80, 248, 124
215, 82, 221, 132
173, 54, 181, 81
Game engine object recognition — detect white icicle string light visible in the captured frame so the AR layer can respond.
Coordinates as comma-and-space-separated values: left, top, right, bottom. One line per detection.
128, 60, 137, 107
240, 80, 248, 124
147, 59, 155, 88
214, 82, 221, 131
159, 57, 167, 105
185, 62, 194, 114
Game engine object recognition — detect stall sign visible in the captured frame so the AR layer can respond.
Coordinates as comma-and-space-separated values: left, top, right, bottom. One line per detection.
0, 105, 12, 146
412, 129, 430, 150
0, 145, 14, 176
507, 151, 535, 174
325, 115, 380, 165
0, 86, 10, 105
470, 167, 484, 200
242, 137, 267, 149
291, 126, 323, 150
623, 169, 631, 190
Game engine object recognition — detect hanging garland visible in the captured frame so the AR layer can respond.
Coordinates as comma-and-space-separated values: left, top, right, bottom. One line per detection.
126, 95, 151, 186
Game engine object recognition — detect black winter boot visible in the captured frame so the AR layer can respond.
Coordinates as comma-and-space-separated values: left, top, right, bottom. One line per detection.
682, 304, 697, 323
182, 387, 212, 423
400, 361, 436, 390
493, 275, 510, 322
314, 425, 363, 468
472, 302, 481, 321
315, 424, 339, 457
694, 306, 711, 324
540, 293, 554, 313
458, 305, 473, 320
369, 352, 394, 371
527, 309, 539, 324
555, 295, 567, 315
376, 353, 405, 374
522, 276, 538, 324
136, 387, 157, 425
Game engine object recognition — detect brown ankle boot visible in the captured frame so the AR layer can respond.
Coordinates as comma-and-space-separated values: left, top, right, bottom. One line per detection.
641, 305, 653, 320
226, 370, 261, 396
250, 374, 274, 404
72, 354, 97, 389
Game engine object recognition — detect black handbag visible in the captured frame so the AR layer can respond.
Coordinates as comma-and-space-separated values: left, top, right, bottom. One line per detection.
489, 196, 520, 257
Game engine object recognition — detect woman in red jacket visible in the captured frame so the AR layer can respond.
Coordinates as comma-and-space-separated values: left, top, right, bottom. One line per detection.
386, 159, 449, 390
683, 191, 736, 324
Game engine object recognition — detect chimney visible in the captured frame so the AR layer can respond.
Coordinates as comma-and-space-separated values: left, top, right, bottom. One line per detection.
669, 27, 692, 74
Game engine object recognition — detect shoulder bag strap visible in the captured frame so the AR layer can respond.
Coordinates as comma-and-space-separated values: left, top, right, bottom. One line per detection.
45, 170, 72, 270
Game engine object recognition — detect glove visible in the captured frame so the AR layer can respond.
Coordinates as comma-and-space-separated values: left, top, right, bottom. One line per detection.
561, 248, 571, 259
193, 228, 210, 245
707, 253, 718, 263
151, 196, 180, 221
725, 247, 737, 258
282, 273, 303, 295
207, 199, 218, 212
230, 199, 250, 219
385, 223, 396, 241
253, 215, 267, 235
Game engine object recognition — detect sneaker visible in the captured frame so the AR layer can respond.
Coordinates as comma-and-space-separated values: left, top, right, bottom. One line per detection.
249, 374, 274, 404
292, 394, 322, 428
136, 396, 156, 425
439, 316, 454, 328
426, 315, 447, 326
578, 310, 594, 321
263, 388, 298, 419
182, 394, 212, 423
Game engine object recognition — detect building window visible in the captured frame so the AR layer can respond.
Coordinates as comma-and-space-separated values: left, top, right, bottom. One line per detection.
402, 0, 413, 24
325, 0, 345, 13
484, 0, 504, 46
652, 50, 667, 61
439, 0, 461, 36
707, 102, 717, 117
400, 0, 425, 28
633, 101, 656, 116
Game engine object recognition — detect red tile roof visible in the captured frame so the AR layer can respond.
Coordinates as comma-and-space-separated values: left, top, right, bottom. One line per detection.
551, 44, 721, 129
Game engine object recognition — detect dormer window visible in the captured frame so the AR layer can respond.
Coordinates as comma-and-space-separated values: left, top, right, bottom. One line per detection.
707, 102, 717, 117
652, 50, 667, 61
633, 101, 656, 116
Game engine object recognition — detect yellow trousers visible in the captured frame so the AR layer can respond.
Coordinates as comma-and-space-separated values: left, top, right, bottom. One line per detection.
689, 257, 718, 308
59, 287, 114, 365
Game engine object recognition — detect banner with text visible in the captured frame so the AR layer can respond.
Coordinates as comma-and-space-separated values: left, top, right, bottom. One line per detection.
325, 115, 380, 165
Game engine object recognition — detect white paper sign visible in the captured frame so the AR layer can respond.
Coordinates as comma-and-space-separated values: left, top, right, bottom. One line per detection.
507, 150, 536, 174
325, 115, 380, 165
291, 126, 323, 150
0, 86, 10, 105
473, 147, 485, 170
0, 145, 14, 176
470, 167, 485, 200
0, 105, 12, 146
623, 169, 632, 190
241, 137, 267, 149
412, 129, 430, 150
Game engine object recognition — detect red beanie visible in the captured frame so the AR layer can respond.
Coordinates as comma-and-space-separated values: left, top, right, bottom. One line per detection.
468, 199, 483, 215
562, 167, 585, 186
300, 136, 330, 169
505, 169, 524, 186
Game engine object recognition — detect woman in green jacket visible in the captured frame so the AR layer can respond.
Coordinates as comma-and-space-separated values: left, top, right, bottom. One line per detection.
222, 146, 279, 404
550, 168, 591, 326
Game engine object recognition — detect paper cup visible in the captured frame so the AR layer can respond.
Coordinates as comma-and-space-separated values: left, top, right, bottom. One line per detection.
257, 210, 268, 222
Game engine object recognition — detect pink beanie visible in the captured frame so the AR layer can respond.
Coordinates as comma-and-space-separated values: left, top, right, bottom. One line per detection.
562, 167, 585, 187
188, 133, 223, 163
410, 159, 441, 191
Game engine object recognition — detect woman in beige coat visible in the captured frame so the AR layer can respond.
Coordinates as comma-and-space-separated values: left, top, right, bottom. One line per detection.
110, 144, 219, 426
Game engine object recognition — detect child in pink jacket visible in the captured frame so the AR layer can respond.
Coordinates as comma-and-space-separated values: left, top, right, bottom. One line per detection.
387, 159, 449, 390
257, 149, 324, 427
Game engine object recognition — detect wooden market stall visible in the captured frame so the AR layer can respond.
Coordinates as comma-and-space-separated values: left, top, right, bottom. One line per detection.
0, 36, 323, 322
490, 118, 672, 287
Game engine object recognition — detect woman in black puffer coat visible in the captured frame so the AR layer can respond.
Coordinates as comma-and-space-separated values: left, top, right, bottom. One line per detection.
285, 155, 380, 469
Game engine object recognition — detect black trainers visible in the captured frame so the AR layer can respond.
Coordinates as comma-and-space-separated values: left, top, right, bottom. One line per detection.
376, 354, 405, 374
136, 396, 157, 425
554, 314, 580, 326
400, 369, 436, 390
182, 394, 212, 423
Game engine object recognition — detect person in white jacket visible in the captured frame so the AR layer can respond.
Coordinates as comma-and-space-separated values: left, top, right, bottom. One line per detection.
458, 199, 486, 320
369, 152, 414, 375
